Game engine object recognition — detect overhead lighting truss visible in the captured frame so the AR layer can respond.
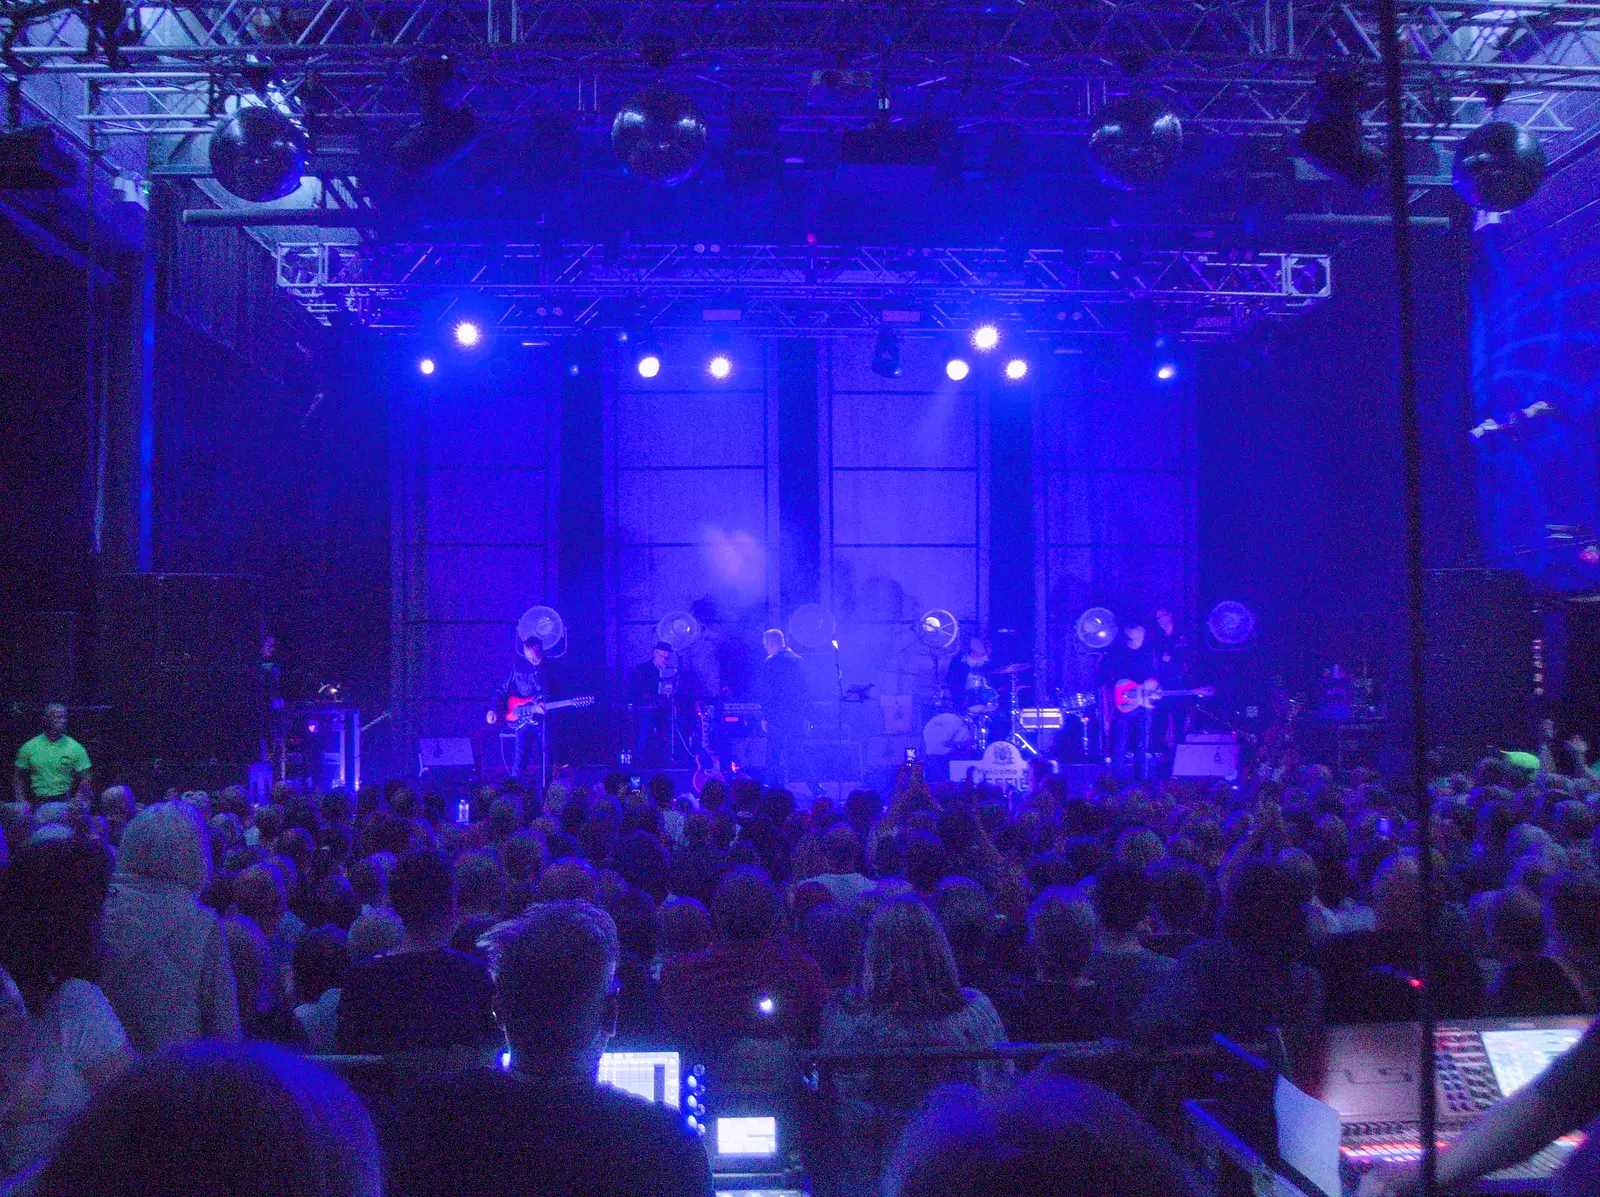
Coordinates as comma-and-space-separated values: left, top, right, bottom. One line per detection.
270, 239, 1333, 335
8, 1, 1600, 154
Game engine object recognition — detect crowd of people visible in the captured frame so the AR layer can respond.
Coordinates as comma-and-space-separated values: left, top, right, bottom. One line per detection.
2, 744, 1599, 1196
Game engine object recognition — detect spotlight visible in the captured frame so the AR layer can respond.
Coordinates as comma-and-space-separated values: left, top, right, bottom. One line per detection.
1089, 96, 1184, 191
1156, 362, 1178, 382
1453, 120, 1545, 212
636, 349, 663, 379
418, 357, 436, 376
944, 347, 971, 382
1004, 357, 1028, 381
611, 86, 709, 186
708, 351, 733, 381
1299, 69, 1382, 191
871, 328, 904, 379
453, 320, 482, 349
208, 106, 308, 203
971, 323, 1000, 352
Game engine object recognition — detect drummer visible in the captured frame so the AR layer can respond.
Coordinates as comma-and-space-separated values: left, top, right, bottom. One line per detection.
946, 634, 998, 717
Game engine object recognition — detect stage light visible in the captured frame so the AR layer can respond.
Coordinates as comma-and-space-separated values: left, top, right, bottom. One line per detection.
1156, 362, 1178, 381
208, 106, 308, 203
1089, 96, 1183, 191
1300, 69, 1382, 191
636, 350, 662, 379
1453, 120, 1545, 212
708, 352, 732, 380
453, 320, 482, 348
971, 323, 1000, 352
871, 328, 903, 379
612, 86, 709, 186
418, 357, 436, 376
1004, 357, 1028, 381
945, 352, 971, 382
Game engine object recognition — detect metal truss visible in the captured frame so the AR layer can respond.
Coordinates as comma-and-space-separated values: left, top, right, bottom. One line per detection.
7, 0, 1600, 154
271, 240, 1332, 334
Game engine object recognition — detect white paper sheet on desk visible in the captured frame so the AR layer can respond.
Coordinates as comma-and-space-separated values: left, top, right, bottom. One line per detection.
1274, 1074, 1342, 1197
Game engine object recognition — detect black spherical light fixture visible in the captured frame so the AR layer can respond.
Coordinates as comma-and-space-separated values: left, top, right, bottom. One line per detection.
1088, 96, 1183, 191
1453, 120, 1545, 212
208, 107, 308, 202
611, 86, 708, 186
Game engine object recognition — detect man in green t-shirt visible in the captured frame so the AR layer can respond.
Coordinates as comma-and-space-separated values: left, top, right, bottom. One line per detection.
13, 703, 92, 805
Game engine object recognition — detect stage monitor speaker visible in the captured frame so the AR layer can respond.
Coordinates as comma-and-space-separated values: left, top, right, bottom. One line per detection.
1172, 741, 1240, 780
99, 573, 266, 764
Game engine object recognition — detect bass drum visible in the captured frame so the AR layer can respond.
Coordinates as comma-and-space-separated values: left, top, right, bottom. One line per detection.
922, 712, 976, 757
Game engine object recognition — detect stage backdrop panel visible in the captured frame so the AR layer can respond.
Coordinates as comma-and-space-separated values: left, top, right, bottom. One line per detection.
606, 335, 778, 698
1038, 348, 1198, 695
394, 351, 560, 750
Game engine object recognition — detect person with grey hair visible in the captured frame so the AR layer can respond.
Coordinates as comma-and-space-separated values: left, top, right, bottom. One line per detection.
393, 900, 713, 1197
98, 802, 241, 1052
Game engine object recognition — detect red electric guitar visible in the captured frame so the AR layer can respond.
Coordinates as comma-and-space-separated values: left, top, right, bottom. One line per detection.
505, 694, 596, 725
1112, 678, 1215, 714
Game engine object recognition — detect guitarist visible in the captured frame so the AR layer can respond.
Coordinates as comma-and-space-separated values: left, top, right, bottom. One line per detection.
1100, 620, 1158, 781
486, 636, 557, 780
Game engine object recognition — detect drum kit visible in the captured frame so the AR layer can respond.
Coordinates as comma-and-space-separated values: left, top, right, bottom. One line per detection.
920, 660, 1098, 761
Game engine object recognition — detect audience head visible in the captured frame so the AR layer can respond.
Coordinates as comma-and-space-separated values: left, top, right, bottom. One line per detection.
862, 896, 964, 1018
657, 897, 712, 957
454, 849, 506, 916
1149, 859, 1210, 936
117, 801, 213, 893
932, 876, 996, 966
1546, 870, 1600, 961
292, 925, 350, 1005
1090, 862, 1151, 944
347, 907, 405, 961
29, 1041, 381, 1197
233, 863, 289, 931
486, 900, 620, 1076
1219, 859, 1306, 961
884, 1077, 1200, 1197
1370, 853, 1423, 933
711, 866, 781, 943
1485, 885, 1545, 962
0, 833, 113, 1015
822, 823, 861, 874
388, 849, 455, 940
1028, 887, 1097, 982
537, 856, 600, 904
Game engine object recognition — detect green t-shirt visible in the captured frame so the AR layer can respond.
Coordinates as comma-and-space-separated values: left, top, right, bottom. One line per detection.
14, 733, 90, 799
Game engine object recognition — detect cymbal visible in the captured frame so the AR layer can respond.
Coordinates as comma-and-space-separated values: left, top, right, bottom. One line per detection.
994, 662, 1032, 674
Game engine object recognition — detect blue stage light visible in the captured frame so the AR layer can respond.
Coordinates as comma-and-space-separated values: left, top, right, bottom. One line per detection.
637, 351, 662, 379
453, 320, 482, 348
708, 351, 732, 380
1156, 362, 1178, 381
1004, 357, 1028, 381
418, 357, 436, 376
971, 323, 1000, 351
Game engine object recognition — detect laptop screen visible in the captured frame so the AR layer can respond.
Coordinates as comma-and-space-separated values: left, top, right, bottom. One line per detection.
1480, 1027, 1582, 1097
597, 1051, 681, 1110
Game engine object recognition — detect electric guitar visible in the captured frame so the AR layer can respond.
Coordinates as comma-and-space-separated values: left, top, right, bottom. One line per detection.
505, 694, 596, 725
1113, 678, 1215, 714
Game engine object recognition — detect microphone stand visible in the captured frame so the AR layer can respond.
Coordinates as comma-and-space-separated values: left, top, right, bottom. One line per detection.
832, 639, 845, 738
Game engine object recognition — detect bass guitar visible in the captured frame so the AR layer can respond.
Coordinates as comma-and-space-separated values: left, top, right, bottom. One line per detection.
506, 694, 597, 725
1113, 678, 1215, 714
